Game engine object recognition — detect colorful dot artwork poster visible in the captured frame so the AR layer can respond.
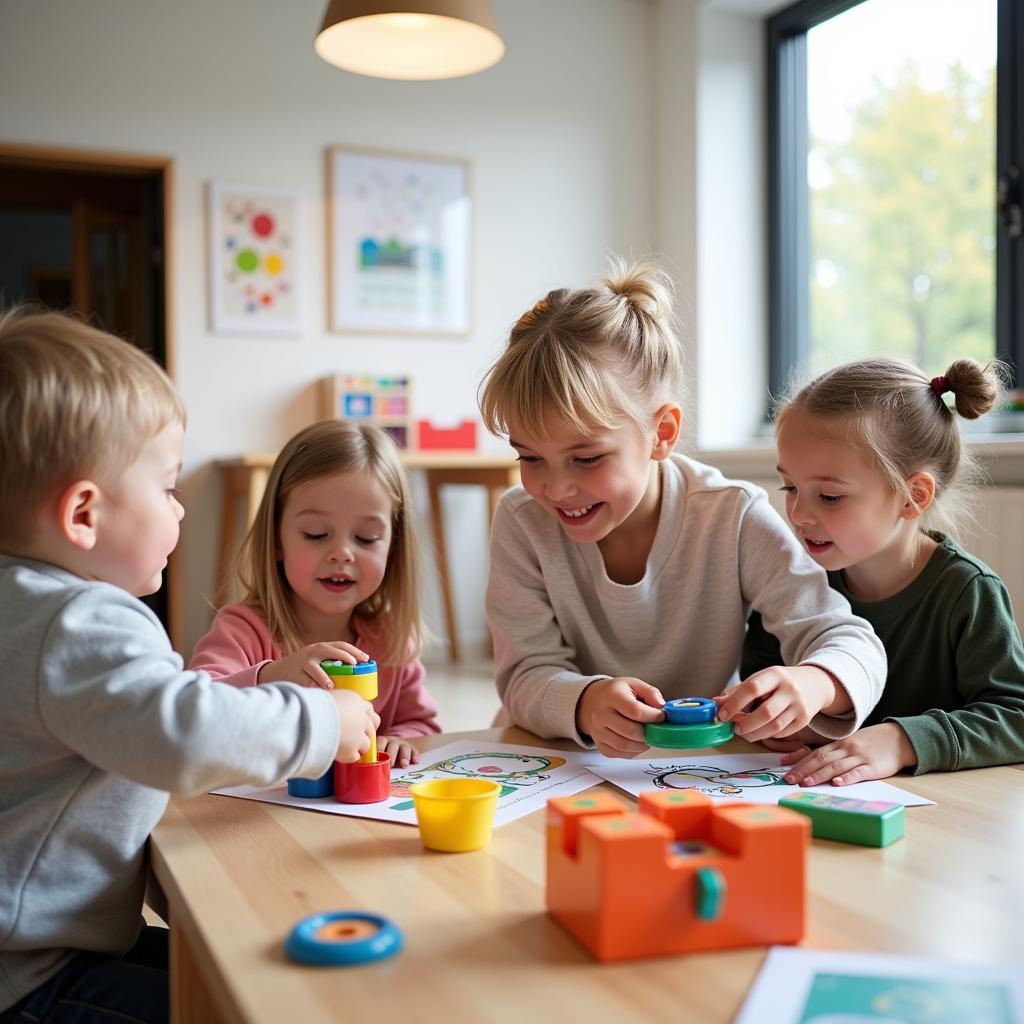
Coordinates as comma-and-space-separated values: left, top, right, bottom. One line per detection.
328, 148, 470, 335
208, 182, 302, 334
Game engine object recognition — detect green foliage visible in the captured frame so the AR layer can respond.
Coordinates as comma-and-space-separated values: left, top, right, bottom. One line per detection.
810, 62, 995, 374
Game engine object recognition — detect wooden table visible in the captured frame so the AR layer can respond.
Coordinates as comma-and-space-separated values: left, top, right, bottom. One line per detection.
216, 452, 519, 661
150, 728, 1024, 1024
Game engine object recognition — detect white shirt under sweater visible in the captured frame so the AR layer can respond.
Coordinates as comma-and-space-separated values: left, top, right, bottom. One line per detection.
486, 453, 886, 746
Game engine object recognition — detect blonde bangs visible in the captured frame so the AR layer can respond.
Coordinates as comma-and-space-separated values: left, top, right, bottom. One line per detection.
481, 332, 625, 440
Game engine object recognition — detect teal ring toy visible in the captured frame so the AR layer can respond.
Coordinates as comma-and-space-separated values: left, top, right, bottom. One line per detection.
285, 911, 402, 966
663, 697, 717, 724
645, 719, 734, 749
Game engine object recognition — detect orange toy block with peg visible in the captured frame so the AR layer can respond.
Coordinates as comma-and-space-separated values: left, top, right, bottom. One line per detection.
546, 789, 809, 962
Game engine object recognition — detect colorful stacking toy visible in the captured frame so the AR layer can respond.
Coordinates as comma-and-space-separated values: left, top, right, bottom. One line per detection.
325, 660, 392, 804
644, 696, 734, 749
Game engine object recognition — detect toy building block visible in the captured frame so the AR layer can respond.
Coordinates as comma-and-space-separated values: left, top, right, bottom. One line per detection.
546, 789, 809, 961
779, 792, 904, 847
417, 419, 477, 451
645, 697, 733, 749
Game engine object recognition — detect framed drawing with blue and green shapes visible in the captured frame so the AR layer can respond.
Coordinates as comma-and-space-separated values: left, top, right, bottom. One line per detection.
326, 146, 471, 337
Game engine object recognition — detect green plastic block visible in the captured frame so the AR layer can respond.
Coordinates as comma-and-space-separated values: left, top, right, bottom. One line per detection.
695, 867, 726, 920
644, 719, 734, 749
779, 791, 904, 847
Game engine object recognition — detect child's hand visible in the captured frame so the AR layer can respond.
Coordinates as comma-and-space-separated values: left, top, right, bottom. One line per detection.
378, 736, 419, 769
257, 642, 369, 689
330, 689, 380, 764
778, 723, 917, 787
715, 666, 844, 743
576, 677, 666, 758
760, 725, 823, 753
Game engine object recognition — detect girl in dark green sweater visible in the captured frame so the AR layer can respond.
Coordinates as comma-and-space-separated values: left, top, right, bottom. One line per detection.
742, 356, 1024, 784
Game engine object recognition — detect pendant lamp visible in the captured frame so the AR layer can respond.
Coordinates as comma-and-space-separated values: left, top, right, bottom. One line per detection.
315, 1, 505, 81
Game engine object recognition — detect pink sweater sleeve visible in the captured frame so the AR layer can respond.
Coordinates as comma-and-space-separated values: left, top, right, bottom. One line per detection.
189, 604, 278, 688
381, 656, 442, 738
352, 622, 441, 737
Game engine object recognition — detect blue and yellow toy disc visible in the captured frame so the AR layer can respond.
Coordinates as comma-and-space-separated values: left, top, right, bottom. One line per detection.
285, 911, 402, 966
663, 697, 717, 724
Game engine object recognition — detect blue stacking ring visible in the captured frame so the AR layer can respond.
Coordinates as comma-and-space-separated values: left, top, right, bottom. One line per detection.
285, 911, 403, 966
287, 766, 334, 798
663, 697, 718, 725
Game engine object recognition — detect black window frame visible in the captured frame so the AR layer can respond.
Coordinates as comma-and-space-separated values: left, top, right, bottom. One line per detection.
767, 0, 1023, 396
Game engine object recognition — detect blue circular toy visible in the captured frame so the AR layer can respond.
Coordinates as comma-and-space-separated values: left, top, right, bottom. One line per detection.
285, 911, 402, 966
663, 697, 717, 725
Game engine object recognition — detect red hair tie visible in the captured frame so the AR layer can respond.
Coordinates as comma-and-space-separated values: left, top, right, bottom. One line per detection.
930, 375, 950, 397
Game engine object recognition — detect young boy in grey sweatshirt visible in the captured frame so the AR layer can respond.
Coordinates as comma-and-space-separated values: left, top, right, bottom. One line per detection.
0, 309, 379, 1023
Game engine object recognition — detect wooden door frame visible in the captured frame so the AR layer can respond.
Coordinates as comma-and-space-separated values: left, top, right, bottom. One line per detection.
0, 142, 182, 648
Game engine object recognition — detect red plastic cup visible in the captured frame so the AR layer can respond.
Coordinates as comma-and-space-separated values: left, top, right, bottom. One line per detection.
335, 753, 391, 804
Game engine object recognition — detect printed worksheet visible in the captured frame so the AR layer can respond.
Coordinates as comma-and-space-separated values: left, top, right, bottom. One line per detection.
736, 947, 1024, 1023
584, 752, 934, 807
213, 740, 601, 826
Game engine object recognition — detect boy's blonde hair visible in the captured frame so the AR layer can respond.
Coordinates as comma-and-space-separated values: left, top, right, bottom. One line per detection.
0, 306, 185, 550
479, 256, 685, 440
234, 420, 422, 666
776, 356, 1007, 537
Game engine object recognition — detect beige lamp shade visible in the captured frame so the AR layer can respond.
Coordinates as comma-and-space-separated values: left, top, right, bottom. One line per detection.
315, 0, 505, 80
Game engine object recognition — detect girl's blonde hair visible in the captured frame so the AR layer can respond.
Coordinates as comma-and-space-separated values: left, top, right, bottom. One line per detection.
776, 356, 1007, 537
479, 256, 685, 440
234, 420, 422, 665
0, 306, 184, 549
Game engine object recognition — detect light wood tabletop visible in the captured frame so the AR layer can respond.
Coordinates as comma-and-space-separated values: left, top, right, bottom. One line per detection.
150, 728, 1024, 1024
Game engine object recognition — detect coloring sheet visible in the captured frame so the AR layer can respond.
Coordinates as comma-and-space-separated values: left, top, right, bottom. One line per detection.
213, 740, 601, 827
584, 752, 934, 807
735, 947, 1024, 1023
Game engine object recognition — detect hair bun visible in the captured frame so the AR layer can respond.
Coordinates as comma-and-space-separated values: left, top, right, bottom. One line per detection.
943, 357, 1007, 420
602, 256, 674, 321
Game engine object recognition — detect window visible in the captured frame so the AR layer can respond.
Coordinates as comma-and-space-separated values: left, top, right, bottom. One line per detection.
767, 0, 1023, 394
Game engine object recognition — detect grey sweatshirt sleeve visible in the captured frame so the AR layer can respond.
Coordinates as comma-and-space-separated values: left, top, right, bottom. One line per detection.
736, 494, 887, 737
487, 498, 606, 745
39, 587, 339, 795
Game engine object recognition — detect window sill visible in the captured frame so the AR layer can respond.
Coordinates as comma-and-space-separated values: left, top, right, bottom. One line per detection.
698, 434, 1024, 487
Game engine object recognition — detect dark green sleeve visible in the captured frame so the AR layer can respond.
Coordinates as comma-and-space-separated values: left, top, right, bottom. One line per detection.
741, 610, 784, 680
890, 575, 1024, 774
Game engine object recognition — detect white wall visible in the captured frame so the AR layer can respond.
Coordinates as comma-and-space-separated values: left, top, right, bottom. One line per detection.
1, 0, 695, 656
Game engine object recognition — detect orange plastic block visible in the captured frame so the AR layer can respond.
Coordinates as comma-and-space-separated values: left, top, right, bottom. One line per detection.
546, 789, 809, 961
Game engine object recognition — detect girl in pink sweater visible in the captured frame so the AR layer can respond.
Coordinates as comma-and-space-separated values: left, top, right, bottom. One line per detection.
191, 421, 440, 767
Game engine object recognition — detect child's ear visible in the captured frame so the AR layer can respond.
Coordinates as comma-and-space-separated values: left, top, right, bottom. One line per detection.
57, 480, 101, 551
651, 404, 682, 460
900, 472, 936, 520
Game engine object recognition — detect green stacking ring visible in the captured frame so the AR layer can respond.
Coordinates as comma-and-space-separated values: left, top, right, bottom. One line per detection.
644, 720, 734, 749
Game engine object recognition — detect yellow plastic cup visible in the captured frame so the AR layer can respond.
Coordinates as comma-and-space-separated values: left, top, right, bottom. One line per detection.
409, 779, 501, 853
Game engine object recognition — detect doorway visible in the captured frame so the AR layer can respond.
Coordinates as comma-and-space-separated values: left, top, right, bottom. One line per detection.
0, 144, 178, 641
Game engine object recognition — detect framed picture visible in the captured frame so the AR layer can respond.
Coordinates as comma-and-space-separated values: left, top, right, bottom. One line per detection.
326, 146, 471, 336
207, 182, 303, 334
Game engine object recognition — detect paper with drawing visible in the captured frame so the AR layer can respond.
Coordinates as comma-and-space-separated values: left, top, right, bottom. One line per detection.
213, 740, 601, 826
584, 752, 933, 806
